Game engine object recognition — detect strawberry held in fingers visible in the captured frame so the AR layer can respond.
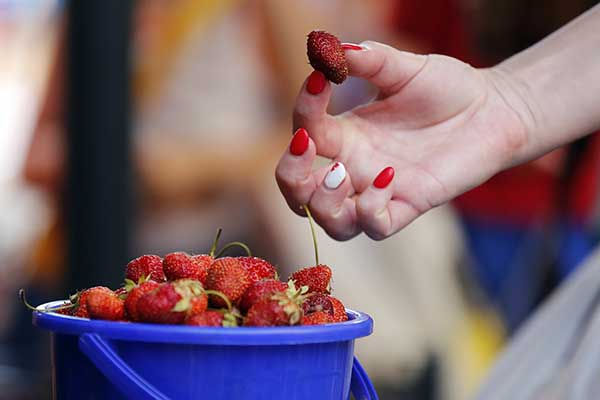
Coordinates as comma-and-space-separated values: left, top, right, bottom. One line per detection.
125, 255, 166, 283
307, 30, 348, 84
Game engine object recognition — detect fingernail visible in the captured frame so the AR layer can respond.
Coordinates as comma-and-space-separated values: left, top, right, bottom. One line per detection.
373, 167, 394, 189
324, 162, 346, 190
341, 43, 364, 51
307, 70, 326, 95
290, 128, 309, 156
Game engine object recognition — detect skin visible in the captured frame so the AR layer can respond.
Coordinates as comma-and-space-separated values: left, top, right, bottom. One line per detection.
276, 4, 600, 241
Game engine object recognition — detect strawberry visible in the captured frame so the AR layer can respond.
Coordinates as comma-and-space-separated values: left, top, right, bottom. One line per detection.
307, 30, 348, 84
125, 255, 166, 283
302, 311, 333, 325
328, 295, 348, 322
124, 280, 160, 322
239, 279, 287, 312
237, 257, 277, 283
290, 265, 332, 294
185, 311, 224, 327
190, 254, 212, 284
302, 293, 348, 323
185, 310, 238, 327
163, 252, 207, 282
163, 229, 222, 283
205, 257, 250, 307
85, 287, 125, 321
137, 279, 207, 324
70, 286, 107, 318
302, 293, 333, 315
244, 282, 308, 327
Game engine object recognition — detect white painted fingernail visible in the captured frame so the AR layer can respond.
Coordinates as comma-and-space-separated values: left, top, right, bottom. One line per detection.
324, 162, 346, 190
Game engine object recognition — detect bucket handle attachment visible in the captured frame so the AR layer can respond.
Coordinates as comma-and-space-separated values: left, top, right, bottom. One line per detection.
351, 357, 379, 400
79, 333, 377, 399
79, 333, 170, 400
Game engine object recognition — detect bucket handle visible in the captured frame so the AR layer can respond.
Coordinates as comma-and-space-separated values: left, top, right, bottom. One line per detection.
351, 357, 379, 400
79, 333, 170, 400
80, 333, 377, 400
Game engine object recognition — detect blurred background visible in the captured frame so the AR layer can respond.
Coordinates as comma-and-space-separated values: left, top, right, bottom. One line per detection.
1, 0, 599, 399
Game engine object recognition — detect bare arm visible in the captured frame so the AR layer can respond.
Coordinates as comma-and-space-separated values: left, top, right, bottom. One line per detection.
495, 3, 600, 167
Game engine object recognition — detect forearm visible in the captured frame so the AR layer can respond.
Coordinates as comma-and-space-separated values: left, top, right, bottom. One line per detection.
495, 4, 600, 166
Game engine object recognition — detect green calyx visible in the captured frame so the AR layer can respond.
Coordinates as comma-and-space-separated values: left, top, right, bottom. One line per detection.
172, 280, 205, 312
222, 312, 238, 327
271, 281, 309, 325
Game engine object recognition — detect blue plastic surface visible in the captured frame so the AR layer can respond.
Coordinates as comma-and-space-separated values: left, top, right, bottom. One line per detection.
33, 301, 375, 399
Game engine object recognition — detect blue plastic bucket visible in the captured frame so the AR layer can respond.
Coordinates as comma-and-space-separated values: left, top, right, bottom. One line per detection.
33, 301, 377, 399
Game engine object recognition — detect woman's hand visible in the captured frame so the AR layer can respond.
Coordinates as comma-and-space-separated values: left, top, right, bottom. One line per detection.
276, 41, 532, 240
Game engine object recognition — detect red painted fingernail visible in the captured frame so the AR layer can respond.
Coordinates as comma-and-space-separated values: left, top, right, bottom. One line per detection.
373, 167, 395, 189
307, 70, 326, 95
290, 128, 309, 156
341, 43, 363, 50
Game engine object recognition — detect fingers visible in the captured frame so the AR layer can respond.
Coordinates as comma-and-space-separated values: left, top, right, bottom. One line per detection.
308, 162, 361, 241
275, 128, 322, 216
293, 71, 344, 159
343, 40, 428, 96
356, 167, 420, 240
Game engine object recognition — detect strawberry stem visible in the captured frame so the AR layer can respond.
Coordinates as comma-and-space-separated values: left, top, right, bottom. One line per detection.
302, 204, 319, 265
209, 228, 223, 257
19, 289, 75, 312
205, 290, 233, 311
215, 241, 252, 258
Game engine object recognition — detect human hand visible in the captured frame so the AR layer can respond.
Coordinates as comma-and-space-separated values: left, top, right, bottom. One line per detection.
276, 41, 531, 240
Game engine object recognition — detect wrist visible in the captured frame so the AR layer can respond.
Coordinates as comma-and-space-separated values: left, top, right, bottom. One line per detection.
483, 65, 543, 169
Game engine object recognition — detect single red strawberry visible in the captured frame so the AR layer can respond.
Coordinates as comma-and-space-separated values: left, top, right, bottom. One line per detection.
162, 252, 203, 282
328, 295, 348, 322
244, 282, 308, 327
85, 287, 125, 321
307, 30, 348, 84
185, 311, 224, 327
237, 257, 277, 283
71, 286, 108, 318
125, 255, 166, 283
190, 254, 212, 285
205, 257, 251, 307
302, 311, 333, 325
137, 279, 207, 324
239, 279, 287, 312
124, 280, 160, 322
302, 293, 334, 315
290, 265, 332, 294
164, 228, 222, 283
303, 293, 348, 323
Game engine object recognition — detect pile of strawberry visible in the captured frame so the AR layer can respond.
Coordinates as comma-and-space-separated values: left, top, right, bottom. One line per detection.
23, 221, 348, 327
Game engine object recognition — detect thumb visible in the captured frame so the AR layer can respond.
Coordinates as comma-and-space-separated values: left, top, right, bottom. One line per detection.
343, 40, 428, 95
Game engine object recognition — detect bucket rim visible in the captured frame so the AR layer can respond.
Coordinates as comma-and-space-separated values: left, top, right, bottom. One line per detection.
32, 300, 373, 345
